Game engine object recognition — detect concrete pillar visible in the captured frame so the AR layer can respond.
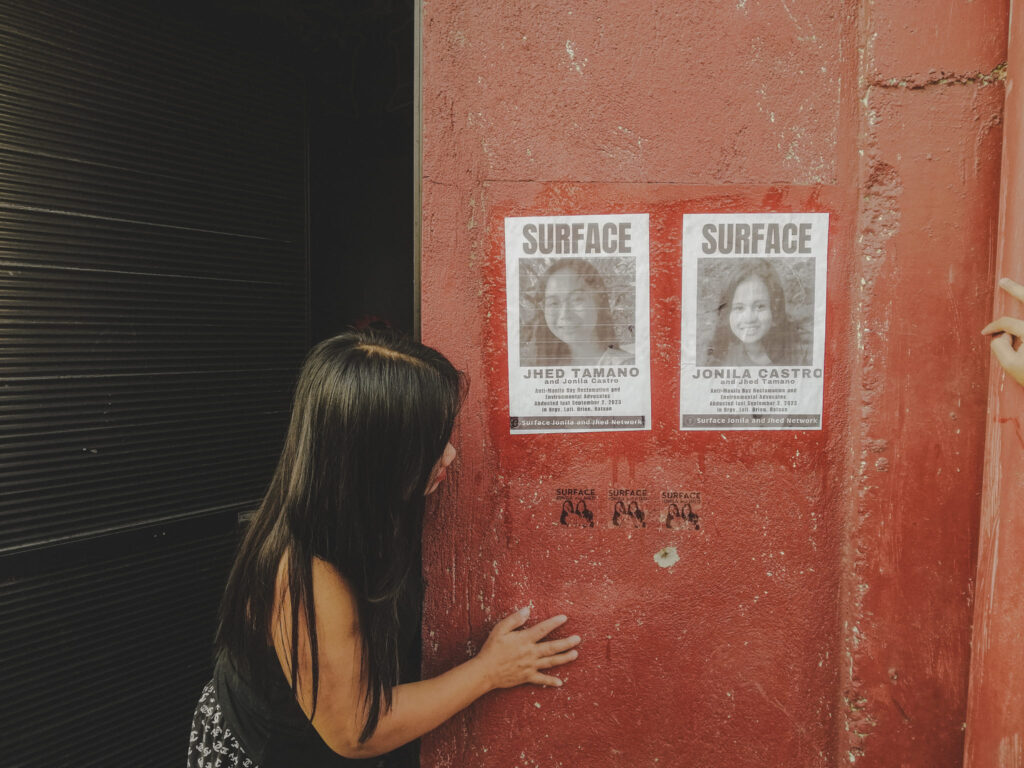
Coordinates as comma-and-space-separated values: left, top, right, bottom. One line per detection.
964, 1, 1024, 765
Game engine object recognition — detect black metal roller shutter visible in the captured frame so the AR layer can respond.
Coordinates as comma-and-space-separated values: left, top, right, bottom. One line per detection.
0, 1, 308, 765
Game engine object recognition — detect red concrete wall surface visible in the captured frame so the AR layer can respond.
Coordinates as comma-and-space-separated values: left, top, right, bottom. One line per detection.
964, 1, 1024, 765
419, 2, 1008, 766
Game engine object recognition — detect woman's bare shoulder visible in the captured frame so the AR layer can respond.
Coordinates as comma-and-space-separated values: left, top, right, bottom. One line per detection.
272, 552, 366, 753
312, 558, 359, 629
274, 552, 359, 637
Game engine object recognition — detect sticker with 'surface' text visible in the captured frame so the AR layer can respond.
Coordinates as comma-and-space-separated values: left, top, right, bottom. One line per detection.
506, 214, 651, 434
680, 212, 829, 431
556, 487, 596, 527
553, 487, 704, 529
661, 491, 702, 531
609, 488, 648, 528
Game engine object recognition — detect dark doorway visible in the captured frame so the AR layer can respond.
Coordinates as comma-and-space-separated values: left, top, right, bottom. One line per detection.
192, 0, 418, 338
0, 1, 417, 765
306, 3, 416, 340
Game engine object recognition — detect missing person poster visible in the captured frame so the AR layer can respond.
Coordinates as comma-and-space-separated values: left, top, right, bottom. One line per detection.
505, 214, 651, 434
679, 212, 828, 431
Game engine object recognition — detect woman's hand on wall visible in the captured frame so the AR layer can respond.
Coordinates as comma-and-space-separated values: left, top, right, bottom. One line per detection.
474, 607, 580, 690
983, 277, 1024, 387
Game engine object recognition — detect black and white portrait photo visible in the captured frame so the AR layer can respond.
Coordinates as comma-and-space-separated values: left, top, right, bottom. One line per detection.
506, 213, 651, 434
517, 256, 636, 368
680, 212, 828, 431
696, 257, 814, 367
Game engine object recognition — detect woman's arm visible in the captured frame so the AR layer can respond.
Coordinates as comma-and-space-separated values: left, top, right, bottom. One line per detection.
273, 557, 580, 759
982, 277, 1024, 387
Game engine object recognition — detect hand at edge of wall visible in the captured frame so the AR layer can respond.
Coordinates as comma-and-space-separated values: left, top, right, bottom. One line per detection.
982, 277, 1024, 387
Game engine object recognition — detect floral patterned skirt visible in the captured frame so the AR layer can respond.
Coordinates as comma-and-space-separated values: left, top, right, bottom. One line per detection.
187, 680, 257, 768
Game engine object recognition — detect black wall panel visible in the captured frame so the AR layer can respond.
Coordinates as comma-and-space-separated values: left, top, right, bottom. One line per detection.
0, 0, 308, 764
1, 532, 238, 766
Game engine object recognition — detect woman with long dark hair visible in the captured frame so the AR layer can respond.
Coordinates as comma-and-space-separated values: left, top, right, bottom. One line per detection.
705, 259, 806, 367
529, 258, 633, 367
188, 330, 580, 766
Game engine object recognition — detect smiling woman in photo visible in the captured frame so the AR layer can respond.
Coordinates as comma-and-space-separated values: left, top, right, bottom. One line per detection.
530, 259, 633, 367
706, 259, 806, 367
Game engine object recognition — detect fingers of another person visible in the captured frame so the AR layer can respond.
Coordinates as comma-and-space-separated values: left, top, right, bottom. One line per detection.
980, 279, 1024, 387
999, 277, 1024, 304
991, 332, 1015, 360
982, 316, 1024, 339
990, 333, 1024, 386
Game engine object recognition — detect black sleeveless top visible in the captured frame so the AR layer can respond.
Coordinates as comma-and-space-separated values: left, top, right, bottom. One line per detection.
212, 650, 376, 767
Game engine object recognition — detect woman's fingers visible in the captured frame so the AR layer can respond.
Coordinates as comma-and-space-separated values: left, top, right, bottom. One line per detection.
529, 672, 564, 687
478, 608, 580, 690
536, 649, 579, 670
495, 606, 531, 634
999, 277, 1024, 304
536, 635, 581, 657
523, 614, 568, 641
982, 316, 1024, 338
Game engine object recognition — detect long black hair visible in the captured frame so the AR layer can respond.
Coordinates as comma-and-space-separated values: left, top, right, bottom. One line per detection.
215, 329, 465, 742
707, 258, 801, 366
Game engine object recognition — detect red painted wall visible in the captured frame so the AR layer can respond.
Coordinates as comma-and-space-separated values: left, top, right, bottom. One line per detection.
420, 2, 1008, 766
843, 2, 1006, 765
964, 1, 1024, 764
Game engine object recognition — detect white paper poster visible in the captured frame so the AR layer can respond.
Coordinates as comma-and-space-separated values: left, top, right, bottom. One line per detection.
505, 214, 651, 434
679, 212, 829, 430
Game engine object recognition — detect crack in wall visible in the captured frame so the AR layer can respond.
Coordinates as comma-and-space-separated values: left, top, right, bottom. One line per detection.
839, 2, 904, 762
870, 62, 1007, 90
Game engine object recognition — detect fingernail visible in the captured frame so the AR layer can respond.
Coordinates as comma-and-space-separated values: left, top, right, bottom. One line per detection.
557, 614, 568, 623
520, 606, 531, 618
570, 635, 581, 643
569, 650, 579, 659
555, 679, 563, 686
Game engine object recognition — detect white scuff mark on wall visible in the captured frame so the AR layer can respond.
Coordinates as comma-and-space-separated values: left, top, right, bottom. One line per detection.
982, 516, 1001, 657
565, 40, 587, 74
997, 733, 1022, 766
449, 28, 466, 48
654, 546, 679, 568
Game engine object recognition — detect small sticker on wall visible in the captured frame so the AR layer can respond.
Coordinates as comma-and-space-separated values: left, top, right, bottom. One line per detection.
505, 214, 652, 434
680, 212, 829, 431
661, 491, 702, 530
609, 488, 648, 528
556, 487, 596, 527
